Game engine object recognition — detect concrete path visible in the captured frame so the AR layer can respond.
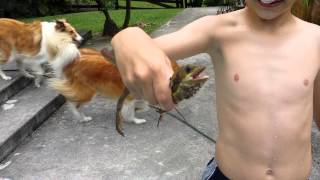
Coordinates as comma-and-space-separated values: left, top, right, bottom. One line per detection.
0, 7, 319, 180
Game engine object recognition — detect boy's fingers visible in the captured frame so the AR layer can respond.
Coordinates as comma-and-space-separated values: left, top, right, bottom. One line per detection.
124, 82, 143, 99
142, 81, 157, 105
153, 73, 175, 111
130, 89, 143, 100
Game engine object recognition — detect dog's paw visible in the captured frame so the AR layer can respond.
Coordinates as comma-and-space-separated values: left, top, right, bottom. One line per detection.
34, 82, 41, 88
26, 74, 35, 79
22, 72, 35, 79
80, 116, 93, 122
132, 118, 147, 124
1, 75, 12, 80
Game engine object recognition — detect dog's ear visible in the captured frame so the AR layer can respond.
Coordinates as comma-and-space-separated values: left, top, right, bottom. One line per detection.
57, 18, 67, 23
55, 19, 66, 31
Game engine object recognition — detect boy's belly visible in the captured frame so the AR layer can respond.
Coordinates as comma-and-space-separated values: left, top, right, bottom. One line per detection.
214, 98, 313, 180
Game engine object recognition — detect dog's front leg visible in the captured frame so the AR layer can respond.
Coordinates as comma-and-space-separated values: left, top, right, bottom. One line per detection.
16, 60, 35, 79
68, 101, 92, 122
0, 46, 12, 80
121, 100, 147, 124
30, 63, 44, 88
134, 99, 149, 112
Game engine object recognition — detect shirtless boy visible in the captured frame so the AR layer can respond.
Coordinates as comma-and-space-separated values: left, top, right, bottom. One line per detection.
110, 0, 320, 179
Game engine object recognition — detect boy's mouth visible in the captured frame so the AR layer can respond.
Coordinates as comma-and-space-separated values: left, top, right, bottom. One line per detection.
258, 0, 284, 7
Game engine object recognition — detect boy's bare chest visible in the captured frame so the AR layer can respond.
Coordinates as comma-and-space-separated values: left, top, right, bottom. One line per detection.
211, 35, 320, 104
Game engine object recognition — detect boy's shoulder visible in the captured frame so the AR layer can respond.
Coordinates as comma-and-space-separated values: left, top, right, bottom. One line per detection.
294, 17, 320, 44
202, 9, 243, 26
197, 9, 244, 37
294, 16, 320, 33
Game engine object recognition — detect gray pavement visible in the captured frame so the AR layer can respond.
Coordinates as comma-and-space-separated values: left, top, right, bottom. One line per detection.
0, 7, 319, 180
0, 83, 65, 163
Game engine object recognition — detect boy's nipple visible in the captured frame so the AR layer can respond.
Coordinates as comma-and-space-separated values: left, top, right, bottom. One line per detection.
234, 74, 240, 82
303, 79, 309, 86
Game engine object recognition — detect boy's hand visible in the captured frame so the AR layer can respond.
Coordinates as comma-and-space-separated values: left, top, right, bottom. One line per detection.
111, 27, 175, 111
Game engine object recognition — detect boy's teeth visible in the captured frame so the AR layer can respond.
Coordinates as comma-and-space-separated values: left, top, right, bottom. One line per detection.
261, 0, 274, 3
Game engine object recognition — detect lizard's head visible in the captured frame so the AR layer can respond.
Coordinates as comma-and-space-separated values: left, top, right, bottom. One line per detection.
170, 64, 209, 104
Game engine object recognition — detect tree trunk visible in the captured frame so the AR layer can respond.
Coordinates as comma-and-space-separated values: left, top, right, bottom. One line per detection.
122, 0, 131, 28
75, 0, 80, 12
114, 0, 120, 9
95, 0, 132, 36
102, 10, 121, 36
95, 0, 121, 36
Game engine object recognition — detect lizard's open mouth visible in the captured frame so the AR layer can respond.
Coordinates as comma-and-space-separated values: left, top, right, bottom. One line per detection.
191, 66, 209, 80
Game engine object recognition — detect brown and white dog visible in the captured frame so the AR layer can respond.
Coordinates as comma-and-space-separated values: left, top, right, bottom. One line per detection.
49, 48, 175, 123
0, 18, 82, 87
49, 48, 149, 124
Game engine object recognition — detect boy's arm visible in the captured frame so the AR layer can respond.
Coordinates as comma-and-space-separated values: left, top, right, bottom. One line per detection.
111, 16, 217, 110
154, 16, 216, 60
314, 72, 320, 130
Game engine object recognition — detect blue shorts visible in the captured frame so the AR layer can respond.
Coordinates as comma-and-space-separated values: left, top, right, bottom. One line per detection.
201, 157, 229, 180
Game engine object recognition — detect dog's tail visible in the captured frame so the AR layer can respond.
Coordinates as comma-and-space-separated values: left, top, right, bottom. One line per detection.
48, 78, 94, 103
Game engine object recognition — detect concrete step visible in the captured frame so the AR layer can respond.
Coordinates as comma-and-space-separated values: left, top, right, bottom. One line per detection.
0, 29, 91, 163
0, 71, 32, 105
0, 84, 65, 162
0, 28, 92, 163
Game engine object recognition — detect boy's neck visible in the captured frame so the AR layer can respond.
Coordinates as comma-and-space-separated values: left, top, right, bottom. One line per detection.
244, 7, 295, 33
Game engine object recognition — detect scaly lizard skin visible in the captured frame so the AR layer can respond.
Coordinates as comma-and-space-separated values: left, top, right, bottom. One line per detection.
101, 48, 209, 136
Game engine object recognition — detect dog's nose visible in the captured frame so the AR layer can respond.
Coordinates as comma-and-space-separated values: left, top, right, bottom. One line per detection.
75, 35, 83, 43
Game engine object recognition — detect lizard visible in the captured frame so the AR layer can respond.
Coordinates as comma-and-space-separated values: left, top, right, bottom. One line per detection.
101, 48, 209, 136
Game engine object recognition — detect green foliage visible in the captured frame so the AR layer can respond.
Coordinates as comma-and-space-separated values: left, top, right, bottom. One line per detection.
3, 0, 68, 18
203, 0, 244, 7
301, 0, 311, 6
203, 0, 225, 6
191, 0, 204, 7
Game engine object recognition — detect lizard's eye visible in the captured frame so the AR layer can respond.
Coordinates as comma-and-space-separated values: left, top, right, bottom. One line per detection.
185, 66, 192, 73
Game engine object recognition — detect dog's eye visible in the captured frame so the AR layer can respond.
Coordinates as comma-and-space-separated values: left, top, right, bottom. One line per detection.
69, 30, 74, 34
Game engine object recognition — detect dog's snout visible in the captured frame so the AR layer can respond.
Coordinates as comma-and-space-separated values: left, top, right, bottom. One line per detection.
73, 35, 83, 47
75, 35, 83, 43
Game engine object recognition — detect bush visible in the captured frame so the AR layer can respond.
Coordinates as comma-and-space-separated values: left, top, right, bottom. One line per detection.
203, 0, 227, 6
203, 0, 244, 7
3, 0, 68, 18
190, 0, 205, 7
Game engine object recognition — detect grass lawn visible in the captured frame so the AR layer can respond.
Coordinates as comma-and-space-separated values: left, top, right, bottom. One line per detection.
23, 9, 182, 36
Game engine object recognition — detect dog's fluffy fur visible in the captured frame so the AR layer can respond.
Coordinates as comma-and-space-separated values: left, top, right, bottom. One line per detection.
0, 18, 82, 87
49, 48, 179, 123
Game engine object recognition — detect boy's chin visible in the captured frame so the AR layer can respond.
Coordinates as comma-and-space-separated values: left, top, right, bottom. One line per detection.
246, 1, 293, 20
256, 11, 283, 20
253, 7, 291, 20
